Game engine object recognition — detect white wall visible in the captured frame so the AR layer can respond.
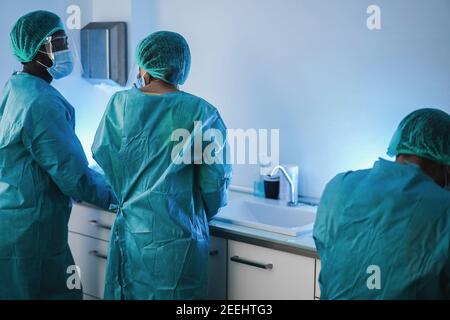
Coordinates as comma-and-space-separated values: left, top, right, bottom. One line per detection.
145, 0, 450, 198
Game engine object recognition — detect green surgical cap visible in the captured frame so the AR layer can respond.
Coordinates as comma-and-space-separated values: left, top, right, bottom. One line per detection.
136, 31, 191, 86
10, 10, 65, 63
387, 108, 450, 165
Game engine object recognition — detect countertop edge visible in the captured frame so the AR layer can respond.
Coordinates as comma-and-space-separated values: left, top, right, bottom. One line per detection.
72, 202, 319, 259
210, 225, 319, 259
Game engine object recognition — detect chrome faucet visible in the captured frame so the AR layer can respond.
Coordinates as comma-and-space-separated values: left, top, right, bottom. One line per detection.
269, 165, 298, 207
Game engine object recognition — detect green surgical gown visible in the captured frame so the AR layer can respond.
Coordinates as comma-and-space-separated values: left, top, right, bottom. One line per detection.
314, 159, 450, 299
92, 88, 232, 300
0, 72, 116, 300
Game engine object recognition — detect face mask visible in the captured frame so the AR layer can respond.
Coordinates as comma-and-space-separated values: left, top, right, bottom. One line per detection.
37, 49, 74, 79
135, 75, 146, 89
134, 72, 147, 89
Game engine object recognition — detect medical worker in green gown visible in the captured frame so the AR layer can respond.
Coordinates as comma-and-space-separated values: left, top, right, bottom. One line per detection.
0, 11, 117, 299
92, 31, 232, 300
314, 108, 450, 300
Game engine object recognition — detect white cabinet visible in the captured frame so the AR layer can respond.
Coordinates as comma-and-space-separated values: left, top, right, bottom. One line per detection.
68, 232, 109, 299
208, 236, 228, 300
69, 203, 115, 242
69, 203, 228, 300
69, 204, 318, 301
68, 203, 114, 300
227, 240, 315, 300
315, 259, 321, 299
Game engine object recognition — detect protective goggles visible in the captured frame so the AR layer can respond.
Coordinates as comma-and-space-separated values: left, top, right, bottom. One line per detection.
41, 35, 70, 60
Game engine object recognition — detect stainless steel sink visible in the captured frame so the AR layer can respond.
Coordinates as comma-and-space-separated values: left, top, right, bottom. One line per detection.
214, 198, 316, 237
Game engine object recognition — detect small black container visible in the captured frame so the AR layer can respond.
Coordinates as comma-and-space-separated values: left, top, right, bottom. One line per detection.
264, 176, 280, 200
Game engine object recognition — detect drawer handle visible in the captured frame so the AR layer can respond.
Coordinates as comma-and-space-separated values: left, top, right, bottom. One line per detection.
209, 250, 219, 256
230, 256, 273, 270
89, 250, 108, 260
89, 220, 112, 230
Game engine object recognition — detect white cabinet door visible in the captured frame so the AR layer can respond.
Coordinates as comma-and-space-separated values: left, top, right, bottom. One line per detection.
208, 236, 227, 300
68, 232, 109, 299
69, 203, 115, 242
228, 240, 315, 300
315, 259, 321, 299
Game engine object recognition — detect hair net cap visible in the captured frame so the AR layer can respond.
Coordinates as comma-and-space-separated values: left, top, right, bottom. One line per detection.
10, 10, 65, 63
387, 108, 450, 165
136, 31, 191, 86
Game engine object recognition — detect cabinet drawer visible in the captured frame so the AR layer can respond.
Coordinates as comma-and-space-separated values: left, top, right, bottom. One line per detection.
228, 240, 315, 300
69, 203, 115, 241
315, 259, 321, 299
69, 232, 109, 299
208, 236, 227, 300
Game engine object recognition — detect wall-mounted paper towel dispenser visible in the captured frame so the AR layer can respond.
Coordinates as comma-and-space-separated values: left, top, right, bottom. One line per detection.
81, 22, 127, 86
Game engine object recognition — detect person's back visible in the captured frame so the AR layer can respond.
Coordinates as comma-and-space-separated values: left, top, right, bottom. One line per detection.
314, 159, 450, 299
92, 31, 232, 300
98, 88, 226, 227
93, 88, 231, 300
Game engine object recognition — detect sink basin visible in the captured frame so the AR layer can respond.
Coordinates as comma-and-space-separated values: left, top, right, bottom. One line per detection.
214, 198, 317, 237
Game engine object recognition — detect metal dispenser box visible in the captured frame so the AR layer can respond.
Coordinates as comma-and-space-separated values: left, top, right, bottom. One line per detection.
81, 22, 127, 86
